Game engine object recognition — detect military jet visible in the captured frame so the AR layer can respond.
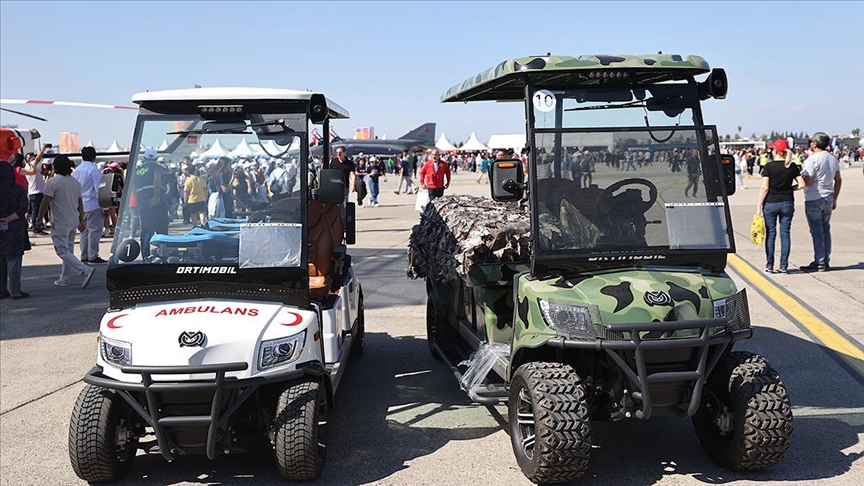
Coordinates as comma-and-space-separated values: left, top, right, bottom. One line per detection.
311, 122, 435, 158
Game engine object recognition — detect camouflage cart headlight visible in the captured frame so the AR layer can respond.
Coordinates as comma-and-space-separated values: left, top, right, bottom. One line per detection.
538, 300, 602, 340
259, 331, 306, 370
99, 334, 132, 366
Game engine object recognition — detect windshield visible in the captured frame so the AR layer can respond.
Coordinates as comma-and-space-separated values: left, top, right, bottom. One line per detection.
532, 127, 732, 255
112, 114, 308, 268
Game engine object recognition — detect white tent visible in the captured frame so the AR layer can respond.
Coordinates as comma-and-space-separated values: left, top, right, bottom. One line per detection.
84, 140, 95, 148
200, 138, 230, 158
106, 140, 124, 153
459, 132, 488, 152
260, 139, 289, 154
435, 133, 458, 152
249, 143, 266, 156
157, 139, 170, 151
487, 134, 526, 151
228, 138, 256, 157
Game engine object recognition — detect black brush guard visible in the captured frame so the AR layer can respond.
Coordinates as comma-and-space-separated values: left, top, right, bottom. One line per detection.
83, 361, 327, 461
547, 289, 752, 420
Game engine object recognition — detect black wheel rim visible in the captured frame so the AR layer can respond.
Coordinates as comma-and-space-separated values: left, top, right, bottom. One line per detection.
515, 387, 536, 459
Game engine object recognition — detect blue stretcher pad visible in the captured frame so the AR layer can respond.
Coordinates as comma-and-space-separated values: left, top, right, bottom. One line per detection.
187, 226, 240, 237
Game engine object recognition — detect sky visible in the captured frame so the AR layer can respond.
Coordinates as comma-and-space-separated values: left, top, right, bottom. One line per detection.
1, 1, 863, 149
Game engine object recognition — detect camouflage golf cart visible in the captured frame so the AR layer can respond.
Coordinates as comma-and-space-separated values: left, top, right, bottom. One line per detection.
419, 54, 793, 483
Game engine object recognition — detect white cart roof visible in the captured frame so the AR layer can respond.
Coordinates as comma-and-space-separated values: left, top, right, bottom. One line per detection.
132, 87, 349, 119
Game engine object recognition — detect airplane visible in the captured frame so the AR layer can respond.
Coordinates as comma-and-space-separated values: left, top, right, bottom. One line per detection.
310, 122, 436, 159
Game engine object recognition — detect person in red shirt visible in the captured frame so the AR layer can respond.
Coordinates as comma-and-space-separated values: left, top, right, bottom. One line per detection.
8, 154, 29, 190
419, 149, 451, 200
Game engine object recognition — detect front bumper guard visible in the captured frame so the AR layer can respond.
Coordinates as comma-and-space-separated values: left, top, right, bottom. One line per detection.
548, 318, 752, 420
83, 361, 327, 462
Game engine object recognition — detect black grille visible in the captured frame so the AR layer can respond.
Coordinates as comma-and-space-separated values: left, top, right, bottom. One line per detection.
724, 289, 751, 332
111, 282, 305, 308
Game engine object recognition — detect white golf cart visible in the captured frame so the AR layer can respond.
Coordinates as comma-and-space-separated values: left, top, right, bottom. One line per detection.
68, 87, 364, 482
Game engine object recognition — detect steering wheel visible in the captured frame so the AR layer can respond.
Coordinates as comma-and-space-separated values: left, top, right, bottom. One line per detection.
597, 178, 658, 215
246, 208, 299, 224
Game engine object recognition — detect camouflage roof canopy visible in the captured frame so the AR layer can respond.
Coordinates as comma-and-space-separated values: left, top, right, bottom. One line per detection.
441, 54, 711, 103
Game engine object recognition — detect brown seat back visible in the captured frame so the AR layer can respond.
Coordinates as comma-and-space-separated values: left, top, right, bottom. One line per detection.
307, 201, 344, 300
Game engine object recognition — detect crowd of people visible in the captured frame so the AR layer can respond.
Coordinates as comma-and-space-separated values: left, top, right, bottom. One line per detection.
0, 132, 857, 300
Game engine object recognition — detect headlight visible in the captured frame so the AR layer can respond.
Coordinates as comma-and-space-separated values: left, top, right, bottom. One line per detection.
99, 334, 132, 366
538, 300, 602, 340
259, 331, 306, 370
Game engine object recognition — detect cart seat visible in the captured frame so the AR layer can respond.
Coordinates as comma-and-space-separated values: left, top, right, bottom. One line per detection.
307, 201, 344, 300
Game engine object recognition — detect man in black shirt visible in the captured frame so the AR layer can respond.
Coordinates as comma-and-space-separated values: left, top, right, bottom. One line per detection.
684, 149, 702, 197
329, 146, 355, 204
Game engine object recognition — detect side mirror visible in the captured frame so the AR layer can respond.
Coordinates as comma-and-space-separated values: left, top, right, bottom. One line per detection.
720, 154, 736, 196
317, 169, 345, 204
98, 173, 122, 208
489, 158, 524, 202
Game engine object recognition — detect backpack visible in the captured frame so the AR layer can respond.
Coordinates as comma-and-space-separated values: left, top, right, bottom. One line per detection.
269, 169, 286, 194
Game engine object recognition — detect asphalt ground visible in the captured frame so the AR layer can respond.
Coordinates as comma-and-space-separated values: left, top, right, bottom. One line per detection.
1, 163, 862, 486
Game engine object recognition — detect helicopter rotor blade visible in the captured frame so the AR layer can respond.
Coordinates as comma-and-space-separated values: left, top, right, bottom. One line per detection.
0, 107, 48, 122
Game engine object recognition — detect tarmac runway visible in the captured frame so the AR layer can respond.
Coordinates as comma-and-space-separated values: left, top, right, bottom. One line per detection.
1, 164, 862, 486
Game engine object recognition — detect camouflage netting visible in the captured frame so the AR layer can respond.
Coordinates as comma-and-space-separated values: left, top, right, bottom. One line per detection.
407, 195, 530, 282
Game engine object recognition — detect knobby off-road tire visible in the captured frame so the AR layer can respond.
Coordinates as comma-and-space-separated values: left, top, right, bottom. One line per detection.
351, 291, 365, 358
509, 362, 592, 484
693, 351, 793, 470
426, 297, 441, 359
68, 384, 137, 482
274, 378, 328, 480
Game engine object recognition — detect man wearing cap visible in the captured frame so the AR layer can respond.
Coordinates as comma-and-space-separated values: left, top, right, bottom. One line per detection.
72, 146, 107, 264
134, 148, 169, 259
799, 132, 842, 272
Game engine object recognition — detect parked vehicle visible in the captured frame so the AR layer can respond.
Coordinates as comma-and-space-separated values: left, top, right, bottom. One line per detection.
69, 87, 364, 482
422, 54, 792, 483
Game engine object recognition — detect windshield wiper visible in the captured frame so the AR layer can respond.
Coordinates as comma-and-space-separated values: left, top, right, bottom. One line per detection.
564, 100, 647, 112
166, 128, 248, 135
167, 119, 288, 136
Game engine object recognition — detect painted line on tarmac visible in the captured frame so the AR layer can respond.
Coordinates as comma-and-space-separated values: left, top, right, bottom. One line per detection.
0, 379, 82, 417
727, 253, 864, 383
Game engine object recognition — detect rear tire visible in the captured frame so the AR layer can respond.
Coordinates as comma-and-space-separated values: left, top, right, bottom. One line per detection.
692, 351, 793, 470
274, 378, 328, 480
351, 292, 365, 358
426, 298, 441, 360
68, 385, 137, 482
509, 362, 592, 484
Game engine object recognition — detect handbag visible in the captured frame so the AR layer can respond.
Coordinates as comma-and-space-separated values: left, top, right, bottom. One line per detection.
750, 214, 765, 245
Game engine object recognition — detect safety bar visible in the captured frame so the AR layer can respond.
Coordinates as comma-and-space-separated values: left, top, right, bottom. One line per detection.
83, 361, 326, 462
548, 318, 752, 420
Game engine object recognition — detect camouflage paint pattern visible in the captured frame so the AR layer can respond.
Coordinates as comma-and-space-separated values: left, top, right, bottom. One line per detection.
442, 54, 711, 103
476, 286, 518, 345
509, 265, 738, 377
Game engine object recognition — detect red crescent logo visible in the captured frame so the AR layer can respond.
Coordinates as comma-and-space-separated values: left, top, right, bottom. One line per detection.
281, 312, 303, 326
107, 314, 128, 329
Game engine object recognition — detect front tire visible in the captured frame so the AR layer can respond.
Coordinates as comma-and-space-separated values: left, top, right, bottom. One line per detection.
692, 351, 793, 470
509, 362, 592, 484
274, 378, 328, 480
68, 385, 137, 482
